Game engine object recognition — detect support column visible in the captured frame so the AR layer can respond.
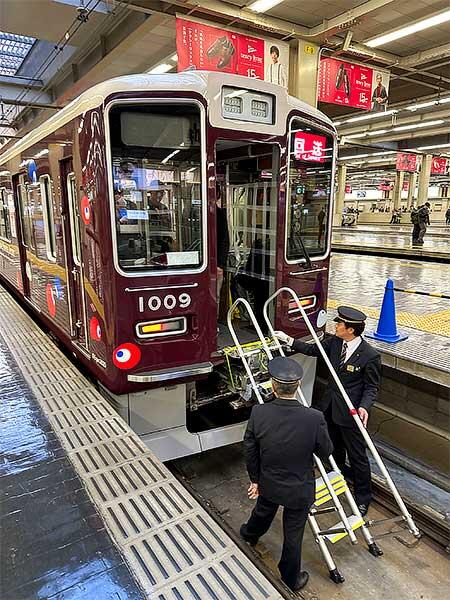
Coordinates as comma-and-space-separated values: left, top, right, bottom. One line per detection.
407, 172, 417, 208
392, 171, 404, 210
291, 40, 320, 106
333, 164, 347, 226
417, 154, 432, 205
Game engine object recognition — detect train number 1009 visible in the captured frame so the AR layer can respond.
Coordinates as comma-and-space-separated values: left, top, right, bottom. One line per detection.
138, 293, 192, 313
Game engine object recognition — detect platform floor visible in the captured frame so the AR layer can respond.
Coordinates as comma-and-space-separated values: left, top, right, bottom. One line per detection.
327, 253, 450, 385
0, 287, 282, 600
332, 227, 449, 258
172, 443, 450, 600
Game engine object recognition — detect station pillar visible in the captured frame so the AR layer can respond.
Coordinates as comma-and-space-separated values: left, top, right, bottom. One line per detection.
392, 171, 404, 210
417, 154, 432, 205
407, 172, 417, 208
333, 164, 347, 226
290, 41, 320, 106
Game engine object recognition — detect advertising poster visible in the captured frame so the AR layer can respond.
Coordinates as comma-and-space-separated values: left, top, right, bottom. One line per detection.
318, 57, 390, 111
176, 16, 289, 87
431, 156, 448, 175
396, 153, 420, 172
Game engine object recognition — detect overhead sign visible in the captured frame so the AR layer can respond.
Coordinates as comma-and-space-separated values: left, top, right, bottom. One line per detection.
378, 181, 394, 191
318, 57, 390, 111
431, 156, 449, 175
293, 132, 327, 163
396, 153, 420, 172
176, 16, 289, 87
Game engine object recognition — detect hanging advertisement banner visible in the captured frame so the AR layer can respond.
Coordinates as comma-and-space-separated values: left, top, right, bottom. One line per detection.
378, 181, 394, 191
318, 57, 390, 111
176, 16, 289, 87
345, 184, 352, 194
396, 153, 420, 172
293, 131, 327, 162
431, 156, 448, 175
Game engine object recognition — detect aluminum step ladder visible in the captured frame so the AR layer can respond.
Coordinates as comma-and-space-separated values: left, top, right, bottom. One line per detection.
263, 288, 421, 540
227, 298, 383, 584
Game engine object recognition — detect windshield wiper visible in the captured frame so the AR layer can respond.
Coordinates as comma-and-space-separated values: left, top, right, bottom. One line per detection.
294, 232, 312, 269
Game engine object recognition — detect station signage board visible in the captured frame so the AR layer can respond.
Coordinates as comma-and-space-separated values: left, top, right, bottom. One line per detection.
318, 57, 390, 111
176, 16, 289, 87
396, 153, 420, 172
293, 132, 327, 162
431, 156, 449, 175
378, 181, 394, 191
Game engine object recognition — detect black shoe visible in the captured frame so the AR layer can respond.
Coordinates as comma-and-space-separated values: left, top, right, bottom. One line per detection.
240, 524, 258, 546
292, 571, 309, 591
358, 503, 369, 517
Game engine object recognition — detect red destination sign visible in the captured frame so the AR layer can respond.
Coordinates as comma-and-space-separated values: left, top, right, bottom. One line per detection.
318, 58, 373, 110
396, 153, 419, 172
294, 132, 327, 162
378, 181, 394, 191
431, 156, 448, 175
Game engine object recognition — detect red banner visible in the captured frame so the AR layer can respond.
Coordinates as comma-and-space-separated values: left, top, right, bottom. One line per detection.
318, 58, 373, 110
176, 17, 289, 85
378, 181, 394, 191
431, 156, 448, 175
294, 132, 327, 162
396, 153, 419, 172
345, 184, 352, 194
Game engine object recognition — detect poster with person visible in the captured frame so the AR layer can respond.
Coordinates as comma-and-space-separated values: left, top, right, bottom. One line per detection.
371, 69, 390, 112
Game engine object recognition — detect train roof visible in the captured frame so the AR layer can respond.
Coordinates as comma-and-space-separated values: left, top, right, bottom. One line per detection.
0, 71, 334, 166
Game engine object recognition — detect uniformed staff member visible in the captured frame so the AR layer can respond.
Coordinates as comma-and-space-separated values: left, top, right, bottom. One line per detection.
275, 307, 381, 516
240, 357, 333, 592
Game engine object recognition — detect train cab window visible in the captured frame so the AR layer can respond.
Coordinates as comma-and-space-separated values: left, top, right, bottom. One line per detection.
108, 104, 203, 273
40, 175, 56, 260
0, 188, 11, 240
286, 123, 333, 262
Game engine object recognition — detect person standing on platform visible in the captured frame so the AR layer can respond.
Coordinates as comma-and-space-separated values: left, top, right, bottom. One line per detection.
240, 357, 333, 592
274, 307, 381, 517
446, 207, 450, 225
417, 201, 431, 245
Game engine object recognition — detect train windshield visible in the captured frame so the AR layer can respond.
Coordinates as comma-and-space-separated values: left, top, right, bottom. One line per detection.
286, 122, 333, 262
109, 104, 203, 273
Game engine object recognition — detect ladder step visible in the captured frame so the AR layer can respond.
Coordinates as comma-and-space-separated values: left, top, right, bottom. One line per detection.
315, 471, 344, 492
322, 515, 365, 544
314, 483, 348, 507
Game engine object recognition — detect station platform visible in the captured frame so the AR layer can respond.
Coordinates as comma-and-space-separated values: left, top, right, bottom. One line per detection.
332, 226, 450, 260
0, 287, 283, 600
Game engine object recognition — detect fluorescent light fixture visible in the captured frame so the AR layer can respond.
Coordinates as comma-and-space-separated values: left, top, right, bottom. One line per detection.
417, 143, 450, 150
248, 0, 284, 13
34, 149, 49, 158
346, 133, 367, 139
406, 97, 450, 111
341, 154, 370, 160
161, 149, 180, 164
367, 129, 388, 136
148, 63, 173, 74
346, 109, 397, 123
366, 9, 450, 48
392, 119, 444, 132
333, 121, 343, 126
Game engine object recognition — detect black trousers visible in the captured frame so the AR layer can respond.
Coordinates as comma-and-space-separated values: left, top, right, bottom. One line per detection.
325, 408, 372, 506
412, 223, 420, 242
243, 496, 310, 590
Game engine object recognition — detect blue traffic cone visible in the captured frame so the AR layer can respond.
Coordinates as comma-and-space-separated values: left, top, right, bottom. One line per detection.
366, 279, 408, 343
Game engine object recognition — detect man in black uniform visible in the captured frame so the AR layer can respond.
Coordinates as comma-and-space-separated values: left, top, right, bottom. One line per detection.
240, 357, 333, 592
275, 307, 381, 516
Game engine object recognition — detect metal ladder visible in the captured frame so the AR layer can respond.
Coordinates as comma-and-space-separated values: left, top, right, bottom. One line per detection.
227, 297, 383, 584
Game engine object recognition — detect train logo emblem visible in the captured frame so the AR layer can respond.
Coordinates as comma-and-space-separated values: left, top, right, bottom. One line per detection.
80, 196, 91, 225
113, 343, 141, 369
89, 316, 102, 341
46, 278, 63, 318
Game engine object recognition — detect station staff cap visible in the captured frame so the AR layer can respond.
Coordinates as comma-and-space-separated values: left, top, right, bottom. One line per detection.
268, 357, 303, 383
333, 305, 367, 324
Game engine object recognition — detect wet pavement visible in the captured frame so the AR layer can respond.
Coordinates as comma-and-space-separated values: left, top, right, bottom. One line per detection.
0, 336, 144, 600
332, 229, 449, 255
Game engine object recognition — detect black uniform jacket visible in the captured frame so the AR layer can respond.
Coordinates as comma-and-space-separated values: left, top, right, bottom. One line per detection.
244, 399, 333, 509
292, 336, 381, 427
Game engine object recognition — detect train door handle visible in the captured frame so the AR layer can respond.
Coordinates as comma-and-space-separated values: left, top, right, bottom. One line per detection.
71, 268, 78, 278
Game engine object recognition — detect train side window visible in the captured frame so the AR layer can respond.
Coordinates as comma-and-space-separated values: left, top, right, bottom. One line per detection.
0, 188, 11, 240
108, 103, 204, 273
40, 175, 57, 261
286, 122, 334, 262
17, 183, 35, 250
67, 173, 81, 266
27, 182, 47, 259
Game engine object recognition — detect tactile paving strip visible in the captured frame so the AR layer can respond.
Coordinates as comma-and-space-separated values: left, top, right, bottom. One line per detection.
0, 287, 282, 600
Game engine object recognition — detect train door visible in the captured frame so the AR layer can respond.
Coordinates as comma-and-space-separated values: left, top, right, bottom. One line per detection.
59, 157, 88, 349
12, 173, 31, 299
276, 120, 335, 336
215, 139, 279, 341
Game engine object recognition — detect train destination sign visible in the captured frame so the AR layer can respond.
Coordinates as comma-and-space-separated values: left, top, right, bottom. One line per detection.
293, 132, 327, 163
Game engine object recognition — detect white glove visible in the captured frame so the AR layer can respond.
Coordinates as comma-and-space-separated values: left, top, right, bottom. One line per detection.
273, 330, 294, 347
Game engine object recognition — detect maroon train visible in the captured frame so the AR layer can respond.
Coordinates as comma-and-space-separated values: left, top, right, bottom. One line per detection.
0, 72, 336, 460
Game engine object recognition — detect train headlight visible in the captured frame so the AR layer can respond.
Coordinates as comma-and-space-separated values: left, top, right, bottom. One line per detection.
136, 317, 187, 339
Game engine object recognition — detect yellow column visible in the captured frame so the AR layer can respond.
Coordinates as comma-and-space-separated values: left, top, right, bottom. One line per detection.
392, 171, 404, 210
407, 172, 417, 208
417, 154, 432, 205
290, 41, 320, 106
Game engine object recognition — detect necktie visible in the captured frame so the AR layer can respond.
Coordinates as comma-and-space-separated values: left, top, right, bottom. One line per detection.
339, 342, 348, 370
